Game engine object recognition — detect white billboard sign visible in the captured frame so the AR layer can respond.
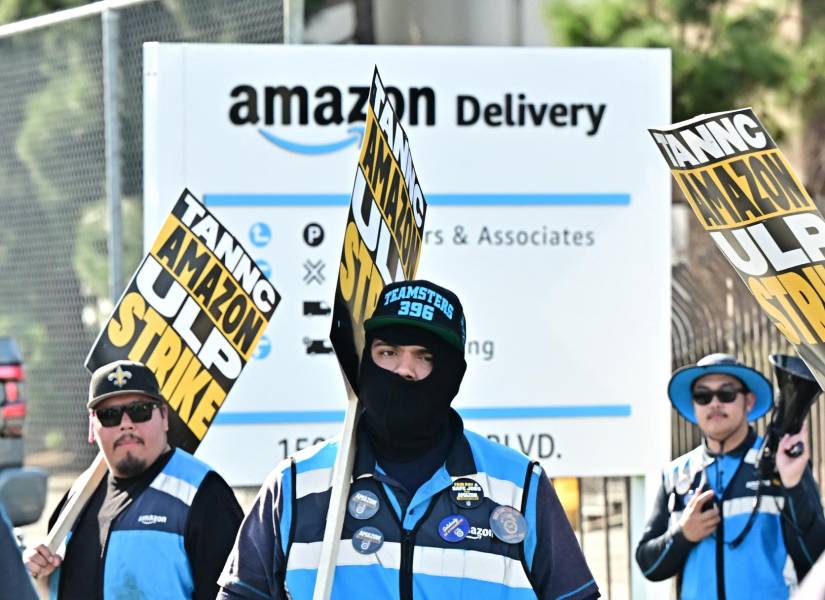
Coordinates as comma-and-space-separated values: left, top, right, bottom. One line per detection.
144, 44, 671, 485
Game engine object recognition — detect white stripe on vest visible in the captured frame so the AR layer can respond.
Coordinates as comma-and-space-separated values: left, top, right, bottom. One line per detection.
295, 468, 526, 505
295, 468, 334, 500
288, 541, 401, 570
288, 541, 532, 589
669, 495, 785, 527
723, 495, 784, 518
150, 473, 198, 506
412, 546, 533, 589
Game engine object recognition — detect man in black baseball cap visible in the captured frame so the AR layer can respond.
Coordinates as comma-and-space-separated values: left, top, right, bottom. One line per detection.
219, 280, 599, 600
25, 360, 243, 600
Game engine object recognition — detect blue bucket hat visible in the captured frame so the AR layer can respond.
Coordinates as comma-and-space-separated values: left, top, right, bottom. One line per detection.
668, 353, 773, 424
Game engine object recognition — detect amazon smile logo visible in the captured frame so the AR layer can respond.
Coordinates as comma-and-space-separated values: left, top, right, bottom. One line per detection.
257, 126, 365, 155
229, 83, 435, 156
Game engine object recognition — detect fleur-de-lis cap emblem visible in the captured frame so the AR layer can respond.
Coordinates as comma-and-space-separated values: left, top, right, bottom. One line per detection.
89, 360, 163, 409
107, 365, 132, 388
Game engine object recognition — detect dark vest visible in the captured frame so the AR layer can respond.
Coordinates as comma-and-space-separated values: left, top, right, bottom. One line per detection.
52, 449, 211, 599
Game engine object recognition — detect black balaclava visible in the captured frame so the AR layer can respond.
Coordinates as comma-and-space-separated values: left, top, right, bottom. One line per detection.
359, 324, 466, 461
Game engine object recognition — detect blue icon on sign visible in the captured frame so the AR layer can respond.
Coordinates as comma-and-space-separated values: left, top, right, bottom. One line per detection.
249, 223, 272, 247
254, 335, 271, 360
257, 259, 272, 279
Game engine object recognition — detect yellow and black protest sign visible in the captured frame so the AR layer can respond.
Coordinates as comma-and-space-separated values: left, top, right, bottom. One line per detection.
86, 189, 281, 452
650, 108, 825, 385
330, 67, 428, 388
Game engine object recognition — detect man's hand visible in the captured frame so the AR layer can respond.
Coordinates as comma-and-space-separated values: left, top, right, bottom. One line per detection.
679, 489, 720, 542
24, 544, 61, 579
776, 421, 809, 489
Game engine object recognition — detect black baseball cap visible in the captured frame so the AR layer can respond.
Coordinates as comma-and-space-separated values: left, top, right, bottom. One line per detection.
88, 360, 164, 409
364, 280, 466, 354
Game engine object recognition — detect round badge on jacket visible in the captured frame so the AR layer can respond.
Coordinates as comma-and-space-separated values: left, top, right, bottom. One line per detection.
449, 478, 484, 509
490, 506, 528, 544
352, 526, 384, 554
348, 490, 380, 520
438, 515, 470, 543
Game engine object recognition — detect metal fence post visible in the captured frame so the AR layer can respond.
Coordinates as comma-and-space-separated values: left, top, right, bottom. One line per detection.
284, 0, 304, 44
725, 277, 735, 355
511, 0, 523, 45
102, 8, 122, 303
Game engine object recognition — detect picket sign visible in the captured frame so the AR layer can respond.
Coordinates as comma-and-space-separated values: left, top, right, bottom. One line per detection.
45, 189, 279, 566
313, 380, 359, 600
650, 108, 825, 387
314, 65, 427, 599
46, 453, 107, 553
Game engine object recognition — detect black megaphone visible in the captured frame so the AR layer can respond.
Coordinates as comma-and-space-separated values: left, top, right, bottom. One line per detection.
769, 353, 821, 457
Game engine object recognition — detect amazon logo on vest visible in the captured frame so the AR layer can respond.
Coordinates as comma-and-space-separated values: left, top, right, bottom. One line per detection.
228, 83, 436, 155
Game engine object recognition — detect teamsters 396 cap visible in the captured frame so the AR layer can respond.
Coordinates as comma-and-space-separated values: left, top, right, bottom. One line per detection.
364, 280, 466, 354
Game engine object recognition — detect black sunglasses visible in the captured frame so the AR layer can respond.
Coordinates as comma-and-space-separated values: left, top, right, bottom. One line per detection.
95, 401, 161, 427
691, 388, 747, 405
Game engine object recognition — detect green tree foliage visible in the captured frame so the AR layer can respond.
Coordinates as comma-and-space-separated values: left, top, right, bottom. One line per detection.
546, 0, 793, 128
791, 1, 825, 198
545, 0, 807, 365
0, 0, 86, 25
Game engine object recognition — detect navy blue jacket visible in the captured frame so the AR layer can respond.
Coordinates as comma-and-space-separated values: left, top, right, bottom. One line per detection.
219, 417, 599, 599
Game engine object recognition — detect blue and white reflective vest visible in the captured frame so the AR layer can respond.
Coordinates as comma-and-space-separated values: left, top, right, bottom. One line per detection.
52, 448, 211, 600
279, 430, 543, 599
664, 436, 794, 599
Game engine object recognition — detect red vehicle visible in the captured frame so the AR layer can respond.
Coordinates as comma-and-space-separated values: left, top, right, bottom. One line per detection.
0, 337, 47, 532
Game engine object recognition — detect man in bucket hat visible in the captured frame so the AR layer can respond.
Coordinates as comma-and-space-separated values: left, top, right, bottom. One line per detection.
218, 280, 599, 599
24, 360, 243, 599
636, 354, 825, 599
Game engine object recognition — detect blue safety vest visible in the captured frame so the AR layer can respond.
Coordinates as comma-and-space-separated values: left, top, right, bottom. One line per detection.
278, 428, 542, 600
663, 436, 794, 599
51, 449, 211, 599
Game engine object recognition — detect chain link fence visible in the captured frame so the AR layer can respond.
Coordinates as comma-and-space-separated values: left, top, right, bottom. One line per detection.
0, 0, 283, 472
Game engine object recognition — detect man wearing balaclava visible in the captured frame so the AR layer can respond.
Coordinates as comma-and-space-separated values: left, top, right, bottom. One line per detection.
218, 280, 599, 600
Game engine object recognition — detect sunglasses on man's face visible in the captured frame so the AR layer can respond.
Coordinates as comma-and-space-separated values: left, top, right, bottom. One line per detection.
691, 388, 746, 406
95, 401, 161, 428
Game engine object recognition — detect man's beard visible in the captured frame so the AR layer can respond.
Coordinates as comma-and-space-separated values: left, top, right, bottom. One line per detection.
115, 452, 148, 478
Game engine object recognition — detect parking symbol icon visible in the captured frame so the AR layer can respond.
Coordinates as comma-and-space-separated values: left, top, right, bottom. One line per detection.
303, 223, 325, 247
